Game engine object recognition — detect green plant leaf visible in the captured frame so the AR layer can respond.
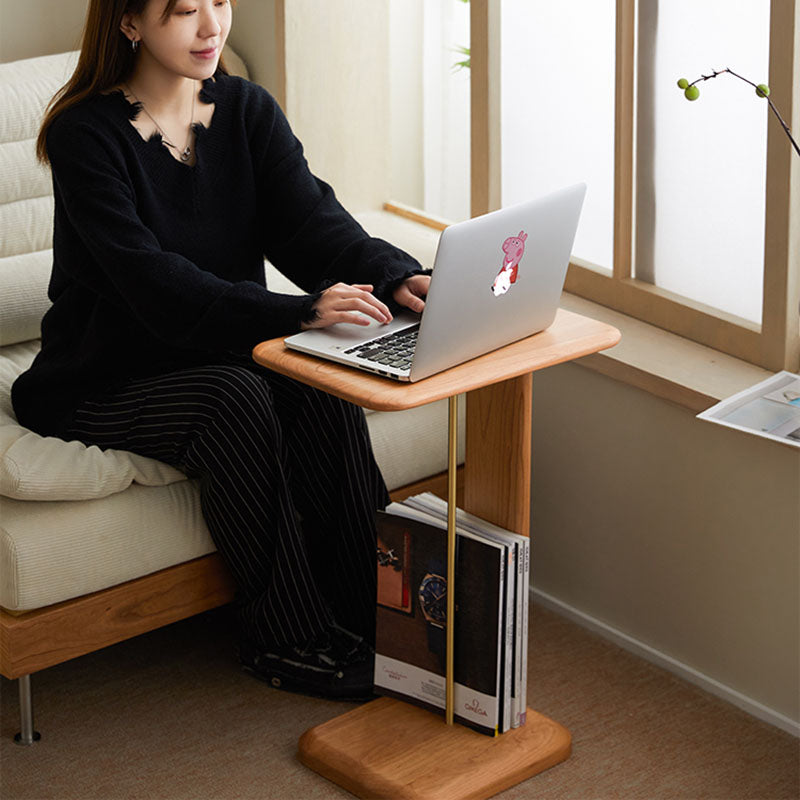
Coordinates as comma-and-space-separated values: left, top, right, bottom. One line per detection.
452, 45, 471, 71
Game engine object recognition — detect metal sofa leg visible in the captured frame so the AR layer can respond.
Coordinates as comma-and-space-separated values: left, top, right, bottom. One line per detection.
14, 675, 41, 745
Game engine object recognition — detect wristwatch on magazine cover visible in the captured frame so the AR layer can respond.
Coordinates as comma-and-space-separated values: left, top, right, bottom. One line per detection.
418, 558, 446, 665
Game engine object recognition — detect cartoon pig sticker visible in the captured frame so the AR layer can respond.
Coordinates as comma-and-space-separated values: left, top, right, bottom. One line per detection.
491, 231, 527, 296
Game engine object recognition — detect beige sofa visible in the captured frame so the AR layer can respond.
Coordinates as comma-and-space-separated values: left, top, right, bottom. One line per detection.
0, 49, 460, 744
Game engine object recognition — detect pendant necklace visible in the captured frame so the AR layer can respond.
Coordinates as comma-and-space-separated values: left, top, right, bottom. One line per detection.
125, 81, 196, 162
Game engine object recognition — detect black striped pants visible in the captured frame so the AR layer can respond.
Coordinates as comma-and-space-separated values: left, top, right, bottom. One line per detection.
65, 359, 389, 649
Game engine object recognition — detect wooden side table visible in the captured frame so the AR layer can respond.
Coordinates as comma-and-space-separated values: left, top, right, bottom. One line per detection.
253, 307, 621, 800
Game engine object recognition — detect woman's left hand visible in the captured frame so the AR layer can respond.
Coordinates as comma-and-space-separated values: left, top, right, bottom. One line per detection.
393, 274, 430, 314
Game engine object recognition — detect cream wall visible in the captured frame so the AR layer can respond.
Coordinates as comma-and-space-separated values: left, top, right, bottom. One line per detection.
280, 0, 391, 213
0, 1, 282, 96
237, 0, 395, 213
530, 363, 800, 726
0, 0, 87, 62
224, 1, 281, 99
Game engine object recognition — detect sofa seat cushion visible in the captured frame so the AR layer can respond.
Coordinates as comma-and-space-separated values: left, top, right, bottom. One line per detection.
0, 480, 212, 611
0, 342, 188, 501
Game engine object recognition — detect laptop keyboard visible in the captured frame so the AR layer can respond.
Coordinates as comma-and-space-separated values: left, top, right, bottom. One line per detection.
344, 324, 420, 371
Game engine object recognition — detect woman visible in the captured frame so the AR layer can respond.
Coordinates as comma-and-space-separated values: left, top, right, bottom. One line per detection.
12, 0, 430, 699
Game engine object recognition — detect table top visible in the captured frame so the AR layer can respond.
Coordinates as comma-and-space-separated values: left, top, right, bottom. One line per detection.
252, 308, 621, 412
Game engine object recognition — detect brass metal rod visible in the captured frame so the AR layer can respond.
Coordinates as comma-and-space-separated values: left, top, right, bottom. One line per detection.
445, 394, 458, 725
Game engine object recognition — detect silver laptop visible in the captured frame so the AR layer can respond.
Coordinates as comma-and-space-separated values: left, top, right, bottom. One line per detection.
285, 183, 586, 382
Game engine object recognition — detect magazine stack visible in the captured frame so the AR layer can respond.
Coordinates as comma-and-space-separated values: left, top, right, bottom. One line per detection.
374, 493, 530, 737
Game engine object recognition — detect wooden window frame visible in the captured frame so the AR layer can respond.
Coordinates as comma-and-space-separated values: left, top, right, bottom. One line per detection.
470, 0, 799, 372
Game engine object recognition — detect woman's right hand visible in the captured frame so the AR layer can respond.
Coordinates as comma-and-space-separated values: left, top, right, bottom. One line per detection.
301, 283, 393, 330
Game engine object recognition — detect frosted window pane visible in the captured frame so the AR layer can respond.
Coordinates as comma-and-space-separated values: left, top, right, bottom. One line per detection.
389, 0, 470, 221
637, 0, 769, 324
422, 0, 471, 221
501, 0, 615, 271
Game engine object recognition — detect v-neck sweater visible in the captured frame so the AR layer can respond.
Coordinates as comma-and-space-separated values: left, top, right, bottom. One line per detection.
12, 74, 423, 437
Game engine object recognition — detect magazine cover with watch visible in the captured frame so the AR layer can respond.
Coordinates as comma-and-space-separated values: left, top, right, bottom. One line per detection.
400, 492, 531, 729
374, 507, 508, 736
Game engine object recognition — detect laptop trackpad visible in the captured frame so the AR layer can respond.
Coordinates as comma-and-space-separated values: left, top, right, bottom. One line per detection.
287, 311, 420, 352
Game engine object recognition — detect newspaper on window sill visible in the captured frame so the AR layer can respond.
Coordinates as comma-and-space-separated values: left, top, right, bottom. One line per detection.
696, 371, 800, 448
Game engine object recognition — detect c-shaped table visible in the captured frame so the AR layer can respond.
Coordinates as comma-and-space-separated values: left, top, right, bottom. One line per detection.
253, 307, 621, 800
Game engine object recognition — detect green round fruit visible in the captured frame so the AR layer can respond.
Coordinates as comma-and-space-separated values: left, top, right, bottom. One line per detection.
755, 83, 770, 97
677, 78, 689, 89
684, 85, 700, 101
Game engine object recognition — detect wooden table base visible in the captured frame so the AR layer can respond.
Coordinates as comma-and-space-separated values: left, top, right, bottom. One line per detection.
297, 697, 571, 800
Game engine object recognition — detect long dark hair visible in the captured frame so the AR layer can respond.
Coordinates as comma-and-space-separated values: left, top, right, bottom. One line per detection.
36, 0, 233, 164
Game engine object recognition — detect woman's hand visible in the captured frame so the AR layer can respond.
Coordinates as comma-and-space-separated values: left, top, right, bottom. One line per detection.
393, 274, 430, 314
302, 283, 392, 330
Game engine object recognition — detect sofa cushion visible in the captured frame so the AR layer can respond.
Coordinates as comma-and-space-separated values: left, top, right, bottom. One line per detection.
0, 480, 212, 611
0, 249, 55, 347
0, 51, 75, 347
0, 342, 188, 501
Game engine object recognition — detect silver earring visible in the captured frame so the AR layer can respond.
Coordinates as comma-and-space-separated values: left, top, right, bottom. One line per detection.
131, 39, 139, 53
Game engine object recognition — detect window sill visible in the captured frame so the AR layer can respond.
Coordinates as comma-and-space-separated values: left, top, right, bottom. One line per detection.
556, 294, 771, 412
357, 208, 773, 414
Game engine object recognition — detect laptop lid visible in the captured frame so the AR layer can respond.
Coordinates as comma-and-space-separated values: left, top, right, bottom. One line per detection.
408, 182, 586, 381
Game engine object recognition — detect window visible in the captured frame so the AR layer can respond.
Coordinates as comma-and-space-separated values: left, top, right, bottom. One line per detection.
635, 0, 770, 325
389, 0, 471, 222
501, 0, 616, 274
468, 1, 799, 371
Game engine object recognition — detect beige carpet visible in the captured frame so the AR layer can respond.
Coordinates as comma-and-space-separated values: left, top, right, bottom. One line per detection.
1, 602, 797, 800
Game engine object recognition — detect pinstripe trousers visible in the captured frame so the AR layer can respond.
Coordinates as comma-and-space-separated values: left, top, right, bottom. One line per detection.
65, 358, 389, 650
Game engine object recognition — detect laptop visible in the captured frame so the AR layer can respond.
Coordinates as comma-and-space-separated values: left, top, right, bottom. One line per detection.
284, 182, 586, 382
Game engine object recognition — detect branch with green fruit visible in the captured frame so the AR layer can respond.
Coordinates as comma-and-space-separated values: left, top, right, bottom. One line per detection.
677, 68, 799, 157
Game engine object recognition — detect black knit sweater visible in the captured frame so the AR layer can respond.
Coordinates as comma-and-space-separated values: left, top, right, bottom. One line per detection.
12, 74, 422, 437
